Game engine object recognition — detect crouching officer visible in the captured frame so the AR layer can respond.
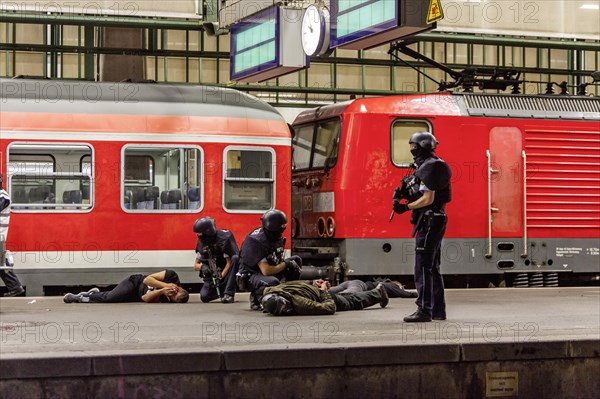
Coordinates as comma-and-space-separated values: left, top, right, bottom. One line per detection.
237, 209, 302, 310
392, 132, 452, 322
193, 217, 239, 303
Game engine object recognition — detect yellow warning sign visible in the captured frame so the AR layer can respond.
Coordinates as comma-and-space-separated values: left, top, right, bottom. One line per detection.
426, 0, 444, 24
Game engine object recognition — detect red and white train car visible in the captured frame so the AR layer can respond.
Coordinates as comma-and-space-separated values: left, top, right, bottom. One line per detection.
0, 79, 292, 295
291, 92, 600, 285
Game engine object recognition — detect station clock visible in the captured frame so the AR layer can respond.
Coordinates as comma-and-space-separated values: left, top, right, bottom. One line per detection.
301, 4, 331, 57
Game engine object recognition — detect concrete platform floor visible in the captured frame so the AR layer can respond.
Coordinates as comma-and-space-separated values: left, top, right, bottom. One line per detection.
1, 287, 599, 398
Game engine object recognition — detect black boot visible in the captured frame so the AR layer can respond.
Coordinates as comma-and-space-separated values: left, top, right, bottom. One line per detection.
403, 309, 432, 322
376, 283, 389, 308
356, 286, 386, 309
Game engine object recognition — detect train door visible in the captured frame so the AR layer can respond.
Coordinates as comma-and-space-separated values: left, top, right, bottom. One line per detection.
487, 127, 524, 260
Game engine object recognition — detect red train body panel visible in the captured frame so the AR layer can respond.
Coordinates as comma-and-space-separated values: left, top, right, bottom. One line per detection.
291, 93, 600, 282
0, 79, 292, 294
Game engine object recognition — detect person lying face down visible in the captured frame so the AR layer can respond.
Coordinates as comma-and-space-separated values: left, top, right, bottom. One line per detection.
63, 270, 189, 303
261, 279, 388, 316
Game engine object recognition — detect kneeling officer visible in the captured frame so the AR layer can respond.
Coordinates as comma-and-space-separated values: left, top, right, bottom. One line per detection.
193, 217, 239, 303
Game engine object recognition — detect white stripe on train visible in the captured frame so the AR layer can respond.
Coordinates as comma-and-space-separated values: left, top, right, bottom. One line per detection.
0, 130, 292, 146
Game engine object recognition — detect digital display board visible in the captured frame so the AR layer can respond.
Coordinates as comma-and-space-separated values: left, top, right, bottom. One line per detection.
331, 0, 435, 50
332, 0, 398, 47
231, 7, 279, 80
230, 6, 308, 83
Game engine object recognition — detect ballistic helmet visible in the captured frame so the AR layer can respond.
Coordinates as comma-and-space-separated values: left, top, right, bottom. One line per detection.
261, 293, 293, 316
193, 217, 217, 237
261, 209, 287, 234
408, 132, 438, 152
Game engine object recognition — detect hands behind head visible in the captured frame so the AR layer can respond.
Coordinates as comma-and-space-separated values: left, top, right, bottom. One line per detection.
163, 285, 179, 298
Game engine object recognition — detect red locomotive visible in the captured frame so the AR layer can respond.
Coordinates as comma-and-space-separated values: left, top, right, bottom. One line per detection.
0, 79, 292, 295
291, 92, 600, 286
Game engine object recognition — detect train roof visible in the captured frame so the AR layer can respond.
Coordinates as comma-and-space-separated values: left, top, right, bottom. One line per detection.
0, 79, 283, 121
293, 92, 600, 124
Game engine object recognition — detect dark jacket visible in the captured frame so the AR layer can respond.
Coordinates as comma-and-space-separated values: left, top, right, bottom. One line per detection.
263, 280, 336, 315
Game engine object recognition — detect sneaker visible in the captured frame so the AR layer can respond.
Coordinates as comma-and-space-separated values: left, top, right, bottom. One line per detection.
221, 294, 235, 303
63, 293, 83, 303
376, 283, 389, 308
403, 309, 432, 323
3, 286, 25, 297
78, 287, 100, 297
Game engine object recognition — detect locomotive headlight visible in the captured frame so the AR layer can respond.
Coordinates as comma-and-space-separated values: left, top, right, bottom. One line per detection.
326, 216, 336, 238
317, 217, 326, 237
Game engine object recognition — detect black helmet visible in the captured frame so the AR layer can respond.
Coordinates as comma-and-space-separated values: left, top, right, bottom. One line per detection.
261, 293, 293, 316
261, 209, 287, 234
193, 217, 217, 237
408, 132, 438, 152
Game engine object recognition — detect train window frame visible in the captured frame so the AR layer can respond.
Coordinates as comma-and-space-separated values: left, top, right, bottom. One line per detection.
292, 117, 342, 172
6, 142, 95, 213
390, 119, 433, 168
121, 144, 204, 214
291, 124, 313, 171
222, 146, 276, 214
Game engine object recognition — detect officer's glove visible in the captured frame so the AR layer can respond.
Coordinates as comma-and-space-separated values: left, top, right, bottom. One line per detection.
393, 200, 410, 214
284, 258, 301, 273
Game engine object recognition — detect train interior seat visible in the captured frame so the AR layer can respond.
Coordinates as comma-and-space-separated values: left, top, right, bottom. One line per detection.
81, 186, 90, 204
62, 190, 82, 209
124, 190, 132, 209
133, 187, 146, 209
160, 190, 170, 209
144, 186, 160, 210
188, 186, 200, 209
13, 189, 28, 204
168, 190, 182, 209
160, 189, 181, 209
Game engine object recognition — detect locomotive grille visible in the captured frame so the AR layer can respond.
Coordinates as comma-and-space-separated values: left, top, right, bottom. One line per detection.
460, 94, 600, 120
524, 128, 600, 229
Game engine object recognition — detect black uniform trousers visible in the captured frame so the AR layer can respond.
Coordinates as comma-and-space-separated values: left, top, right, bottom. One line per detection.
201, 255, 239, 302
88, 275, 145, 303
247, 255, 303, 302
414, 216, 447, 318
331, 289, 381, 312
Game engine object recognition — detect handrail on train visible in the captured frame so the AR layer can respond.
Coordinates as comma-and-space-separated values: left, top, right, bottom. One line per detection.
485, 150, 499, 259
521, 150, 528, 258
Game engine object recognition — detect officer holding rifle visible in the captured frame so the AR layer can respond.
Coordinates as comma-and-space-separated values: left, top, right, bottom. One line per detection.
391, 132, 452, 322
193, 217, 239, 304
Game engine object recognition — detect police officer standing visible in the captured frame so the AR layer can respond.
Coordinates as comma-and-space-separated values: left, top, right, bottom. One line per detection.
193, 217, 239, 303
393, 132, 452, 322
237, 209, 302, 310
0, 174, 25, 297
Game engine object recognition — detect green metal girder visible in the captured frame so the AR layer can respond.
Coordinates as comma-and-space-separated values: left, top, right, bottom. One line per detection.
0, 12, 204, 30
0, 42, 594, 78
414, 32, 600, 51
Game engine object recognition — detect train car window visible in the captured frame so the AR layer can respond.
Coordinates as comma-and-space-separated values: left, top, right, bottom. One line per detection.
313, 120, 341, 169
391, 120, 432, 167
223, 147, 274, 212
7, 143, 94, 212
292, 119, 342, 171
292, 125, 313, 170
122, 145, 203, 213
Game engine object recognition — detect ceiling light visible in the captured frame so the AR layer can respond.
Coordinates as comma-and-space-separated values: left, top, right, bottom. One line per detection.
580, 4, 600, 10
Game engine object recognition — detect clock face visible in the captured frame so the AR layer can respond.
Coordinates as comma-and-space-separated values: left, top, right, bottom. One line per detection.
301, 5, 325, 56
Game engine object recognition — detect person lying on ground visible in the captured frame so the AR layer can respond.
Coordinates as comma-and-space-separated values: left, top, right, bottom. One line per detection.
63, 270, 189, 303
